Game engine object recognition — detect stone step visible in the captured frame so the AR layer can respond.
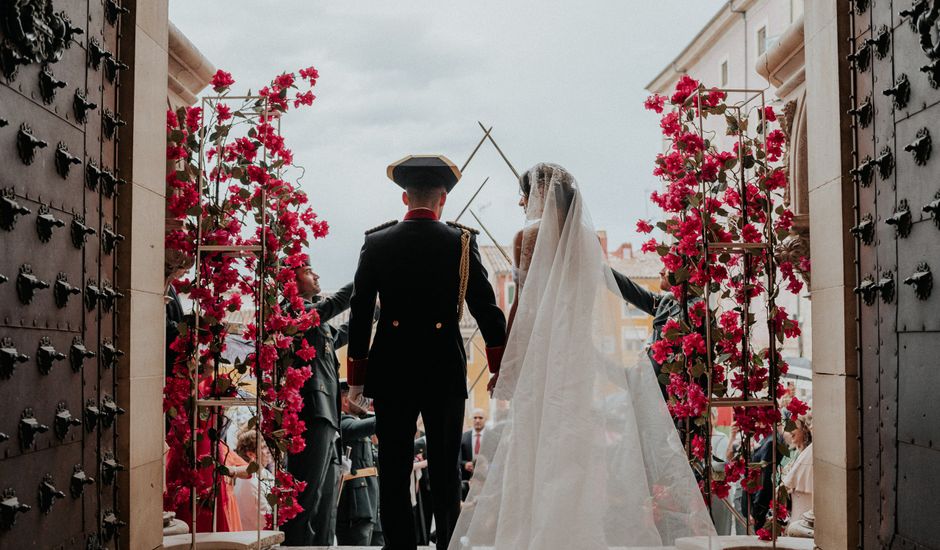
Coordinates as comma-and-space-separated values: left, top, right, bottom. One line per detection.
163, 530, 285, 549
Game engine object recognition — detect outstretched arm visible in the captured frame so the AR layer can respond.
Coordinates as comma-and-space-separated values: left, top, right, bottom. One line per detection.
610, 268, 660, 316
316, 281, 354, 323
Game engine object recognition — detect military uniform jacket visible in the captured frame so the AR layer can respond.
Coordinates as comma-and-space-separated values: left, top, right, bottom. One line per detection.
293, 282, 353, 431
347, 217, 507, 400
338, 414, 378, 521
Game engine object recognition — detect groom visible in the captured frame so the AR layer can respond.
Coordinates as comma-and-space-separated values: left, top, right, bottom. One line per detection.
346, 155, 507, 550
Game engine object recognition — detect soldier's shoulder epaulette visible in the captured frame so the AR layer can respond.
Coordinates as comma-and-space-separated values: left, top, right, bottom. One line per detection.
365, 220, 398, 235
446, 221, 479, 235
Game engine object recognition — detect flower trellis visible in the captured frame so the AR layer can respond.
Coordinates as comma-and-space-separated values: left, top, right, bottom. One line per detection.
642, 77, 810, 541
163, 66, 327, 533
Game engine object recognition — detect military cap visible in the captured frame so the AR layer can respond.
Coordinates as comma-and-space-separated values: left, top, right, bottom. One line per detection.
387, 155, 461, 192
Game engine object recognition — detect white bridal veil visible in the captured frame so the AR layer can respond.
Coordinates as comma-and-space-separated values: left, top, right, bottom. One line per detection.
449, 163, 716, 550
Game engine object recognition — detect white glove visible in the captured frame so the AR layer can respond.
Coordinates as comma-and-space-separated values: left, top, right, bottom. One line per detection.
347, 385, 371, 414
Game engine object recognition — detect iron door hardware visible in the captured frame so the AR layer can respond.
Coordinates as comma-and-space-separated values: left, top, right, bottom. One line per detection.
54, 273, 80, 308
69, 466, 94, 498
16, 265, 49, 305
883, 74, 911, 109
36, 205, 65, 242
101, 109, 125, 140
866, 26, 891, 59
886, 199, 914, 238
18, 408, 48, 450
54, 143, 81, 178
101, 509, 125, 542
72, 89, 97, 124
38, 66, 67, 104
85, 160, 100, 190
0, 338, 29, 379
848, 42, 872, 72
855, 275, 878, 305
900, 0, 930, 30
904, 262, 933, 300
851, 214, 875, 244
923, 191, 940, 229
83, 399, 100, 431
69, 338, 95, 372
103, 56, 127, 84
16, 124, 47, 165
99, 281, 123, 312
37, 474, 65, 514
923, 59, 940, 89
848, 96, 873, 128
99, 396, 124, 429
855, 0, 869, 15
852, 155, 875, 186
84, 279, 101, 311
874, 272, 895, 303
100, 451, 124, 484
105, 0, 130, 25
87, 37, 111, 71
37, 337, 65, 375
905, 128, 932, 165
0, 489, 30, 530
100, 339, 123, 369
99, 168, 125, 198
53, 402, 81, 440
101, 224, 124, 254
875, 146, 894, 179
0, 189, 31, 231
70, 216, 96, 249
0, 6, 76, 80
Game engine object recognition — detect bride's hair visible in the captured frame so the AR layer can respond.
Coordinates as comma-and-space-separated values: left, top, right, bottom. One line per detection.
521, 162, 576, 219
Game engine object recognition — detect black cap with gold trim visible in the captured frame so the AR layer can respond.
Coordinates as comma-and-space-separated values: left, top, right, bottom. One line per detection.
387, 155, 461, 192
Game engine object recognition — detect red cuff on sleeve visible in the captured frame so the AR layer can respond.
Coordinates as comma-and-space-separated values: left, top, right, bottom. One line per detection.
347, 357, 368, 386
486, 346, 505, 374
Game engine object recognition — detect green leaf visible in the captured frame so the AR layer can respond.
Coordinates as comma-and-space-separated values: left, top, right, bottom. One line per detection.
246, 461, 260, 475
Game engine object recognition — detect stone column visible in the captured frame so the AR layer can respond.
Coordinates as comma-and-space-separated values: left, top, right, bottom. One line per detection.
803, 2, 860, 549
116, 1, 171, 548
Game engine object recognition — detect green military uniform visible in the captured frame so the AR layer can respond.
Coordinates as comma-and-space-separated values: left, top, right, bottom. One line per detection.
336, 413, 379, 546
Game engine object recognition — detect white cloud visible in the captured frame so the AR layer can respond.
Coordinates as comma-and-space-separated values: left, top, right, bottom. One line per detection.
170, 0, 726, 288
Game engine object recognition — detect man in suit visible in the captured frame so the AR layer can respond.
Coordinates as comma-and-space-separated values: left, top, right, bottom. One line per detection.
346, 155, 507, 550
281, 264, 352, 546
336, 380, 381, 546
459, 408, 487, 498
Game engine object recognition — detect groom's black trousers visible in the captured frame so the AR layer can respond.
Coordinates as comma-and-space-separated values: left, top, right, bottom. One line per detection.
375, 396, 465, 550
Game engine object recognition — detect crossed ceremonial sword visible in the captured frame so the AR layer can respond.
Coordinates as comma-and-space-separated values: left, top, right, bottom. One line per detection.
453, 122, 522, 390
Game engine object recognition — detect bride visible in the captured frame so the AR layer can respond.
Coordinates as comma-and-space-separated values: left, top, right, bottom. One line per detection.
449, 163, 715, 549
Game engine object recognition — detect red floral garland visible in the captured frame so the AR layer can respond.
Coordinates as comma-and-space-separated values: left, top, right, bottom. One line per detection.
642, 76, 810, 540
164, 67, 328, 526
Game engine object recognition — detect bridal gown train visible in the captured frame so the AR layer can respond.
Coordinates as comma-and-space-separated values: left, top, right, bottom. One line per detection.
448, 164, 716, 550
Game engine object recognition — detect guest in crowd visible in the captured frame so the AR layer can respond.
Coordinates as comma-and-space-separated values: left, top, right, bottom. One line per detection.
749, 423, 785, 530
459, 408, 487, 499
281, 260, 353, 546
336, 381, 381, 546
784, 414, 813, 536
233, 428, 275, 530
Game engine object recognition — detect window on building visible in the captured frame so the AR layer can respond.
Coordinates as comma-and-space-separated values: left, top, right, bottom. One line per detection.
505, 281, 516, 308
757, 26, 767, 57
720, 59, 729, 87
621, 326, 648, 352
621, 301, 644, 319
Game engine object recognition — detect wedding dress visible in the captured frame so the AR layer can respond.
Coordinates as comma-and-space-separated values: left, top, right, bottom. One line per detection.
449, 163, 715, 549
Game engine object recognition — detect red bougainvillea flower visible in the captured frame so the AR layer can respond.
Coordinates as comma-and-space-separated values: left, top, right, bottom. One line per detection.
210, 69, 235, 92
763, 106, 777, 122
216, 103, 232, 122
636, 219, 654, 233
644, 94, 666, 113
787, 396, 809, 417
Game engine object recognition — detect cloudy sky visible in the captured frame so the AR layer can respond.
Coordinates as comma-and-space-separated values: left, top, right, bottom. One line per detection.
170, 1, 726, 289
